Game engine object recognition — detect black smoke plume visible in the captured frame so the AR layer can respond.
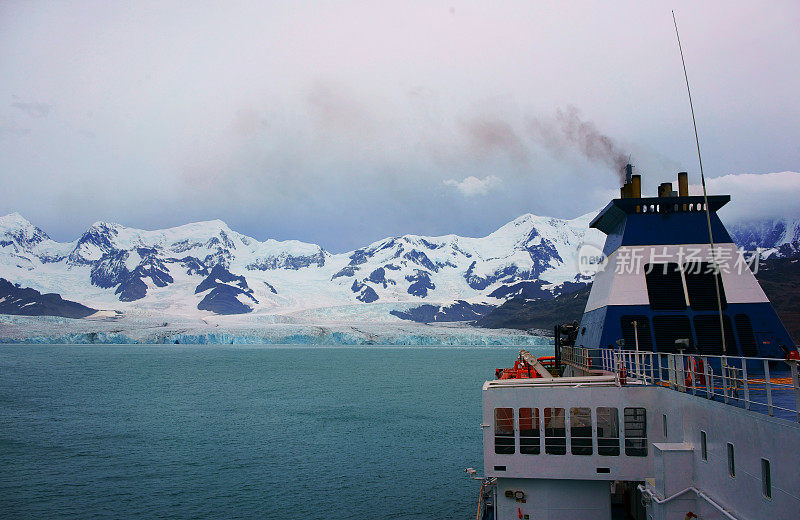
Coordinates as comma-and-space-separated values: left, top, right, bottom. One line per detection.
528, 105, 628, 182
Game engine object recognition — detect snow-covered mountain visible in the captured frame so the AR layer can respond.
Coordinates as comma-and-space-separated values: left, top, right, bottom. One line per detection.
0, 211, 605, 318
728, 217, 800, 258
4, 209, 795, 320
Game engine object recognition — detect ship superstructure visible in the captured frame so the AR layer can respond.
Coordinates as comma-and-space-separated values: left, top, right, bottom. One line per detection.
576, 167, 793, 357
475, 171, 800, 520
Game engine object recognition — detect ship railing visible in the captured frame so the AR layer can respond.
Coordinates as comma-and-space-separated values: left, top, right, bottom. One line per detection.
561, 345, 800, 423
560, 345, 608, 373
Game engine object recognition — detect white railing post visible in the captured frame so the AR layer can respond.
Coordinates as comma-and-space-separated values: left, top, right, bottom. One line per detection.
764, 359, 773, 417
790, 361, 800, 423
704, 359, 712, 399
635, 352, 642, 381
722, 357, 729, 404
666, 355, 672, 388
677, 354, 686, 392
742, 361, 751, 411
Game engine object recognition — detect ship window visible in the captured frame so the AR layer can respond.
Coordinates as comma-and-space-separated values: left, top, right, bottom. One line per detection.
694, 315, 736, 356
494, 408, 515, 454
519, 408, 540, 455
620, 316, 653, 350
645, 263, 686, 310
662, 414, 668, 439
762, 459, 771, 499
624, 407, 648, 457
570, 408, 593, 455
684, 262, 727, 310
597, 407, 620, 456
735, 314, 758, 357
544, 407, 566, 455
652, 316, 692, 353
700, 430, 707, 461
728, 443, 735, 478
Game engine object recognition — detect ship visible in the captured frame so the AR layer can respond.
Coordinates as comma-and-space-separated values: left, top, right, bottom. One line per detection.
471, 168, 800, 520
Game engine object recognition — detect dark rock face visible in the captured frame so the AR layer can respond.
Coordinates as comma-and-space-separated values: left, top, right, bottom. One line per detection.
197, 285, 257, 314
90, 251, 130, 289
351, 280, 365, 293
477, 284, 592, 330
403, 250, 438, 272
419, 238, 442, 250
464, 261, 487, 290
390, 300, 495, 323
405, 270, 435, 297
170, 256, 208, 276
195, 264, 249, 294
133, 254, 173, 288
91, 250, 174, 302
0, 278, 96, 318
390, 304, 439, 322
246, 250, 326, 270
264, 281, 278, 294
332, 266, 358, 279
524, 228, 563, 276
195, 265, 258, 314
487, 280, 552, 300
367, 267, 394, 288
356, 286, 379, 303
552, 281, 587, 297
349, 249, 369, 266
465, 262, 520, 291
116, 276, 147, 302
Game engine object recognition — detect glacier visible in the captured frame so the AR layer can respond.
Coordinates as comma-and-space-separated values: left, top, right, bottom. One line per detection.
0, 314, 553, 346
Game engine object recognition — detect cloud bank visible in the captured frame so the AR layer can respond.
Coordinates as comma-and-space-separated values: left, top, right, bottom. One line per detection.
0, 2, 797, 250
444, 175, 502, 197
693, 171, 800, 223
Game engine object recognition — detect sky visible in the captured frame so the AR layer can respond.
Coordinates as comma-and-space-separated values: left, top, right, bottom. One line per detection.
1, 1, 799, 252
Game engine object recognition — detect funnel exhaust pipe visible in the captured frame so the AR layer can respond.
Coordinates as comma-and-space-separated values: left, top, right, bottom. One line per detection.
678, 171, 688, 197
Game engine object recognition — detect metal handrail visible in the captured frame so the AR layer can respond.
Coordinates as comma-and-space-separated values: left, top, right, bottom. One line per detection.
561, 345, 800, 423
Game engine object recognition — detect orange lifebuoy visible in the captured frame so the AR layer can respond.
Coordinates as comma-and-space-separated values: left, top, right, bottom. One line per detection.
685, 357, 706, 386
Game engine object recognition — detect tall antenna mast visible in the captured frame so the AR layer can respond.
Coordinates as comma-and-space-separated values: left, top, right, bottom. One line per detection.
672, 11, 727, 355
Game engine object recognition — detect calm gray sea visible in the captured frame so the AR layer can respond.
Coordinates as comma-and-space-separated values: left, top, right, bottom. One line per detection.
0, 344, 551, 519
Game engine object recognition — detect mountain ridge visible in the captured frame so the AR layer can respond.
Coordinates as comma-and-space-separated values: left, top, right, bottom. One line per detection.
1, 211, 797, 319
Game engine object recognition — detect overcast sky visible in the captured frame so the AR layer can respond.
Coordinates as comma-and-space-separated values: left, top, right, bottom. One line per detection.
1, 1, 798, 251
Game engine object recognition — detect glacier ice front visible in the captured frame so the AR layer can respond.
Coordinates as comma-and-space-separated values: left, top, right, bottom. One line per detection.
0, 314, 553, 346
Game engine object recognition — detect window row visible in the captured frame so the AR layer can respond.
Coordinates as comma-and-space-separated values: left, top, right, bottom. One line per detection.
619, 313, 757, 356
494, 407, 647, 457
644, 262, 726, 311
638, 202, 706, 214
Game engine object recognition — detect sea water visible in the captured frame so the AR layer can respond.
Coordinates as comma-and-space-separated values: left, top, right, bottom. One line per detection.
0, 344, 551, 519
